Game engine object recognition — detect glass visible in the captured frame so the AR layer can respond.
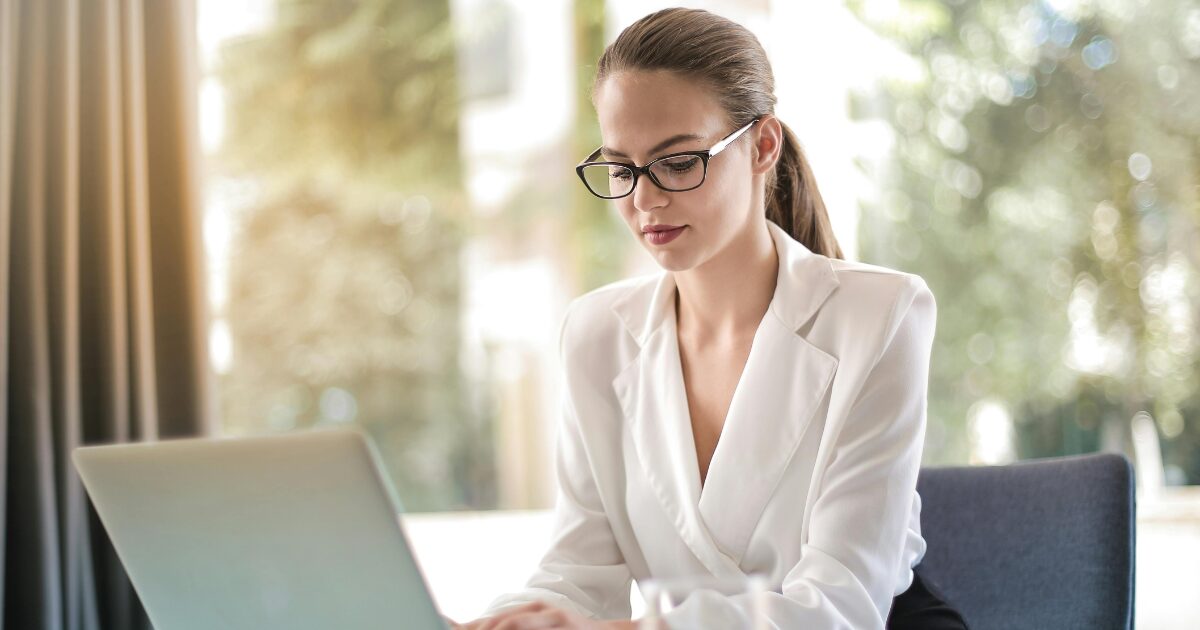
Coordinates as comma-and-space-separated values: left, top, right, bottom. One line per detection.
576, 118, 760, 199
638, 574, 769, 630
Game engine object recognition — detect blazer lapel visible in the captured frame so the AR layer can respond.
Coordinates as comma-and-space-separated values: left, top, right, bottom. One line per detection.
610, 220, 841, 573
612, 273, 741, 575
696, 314, 838, 564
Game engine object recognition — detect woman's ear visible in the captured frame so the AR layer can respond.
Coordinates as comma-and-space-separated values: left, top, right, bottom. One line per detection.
750, 115, 783, 176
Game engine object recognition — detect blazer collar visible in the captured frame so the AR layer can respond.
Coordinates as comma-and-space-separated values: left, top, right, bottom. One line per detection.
609, 220, 841, 574
610, 220, 840, 346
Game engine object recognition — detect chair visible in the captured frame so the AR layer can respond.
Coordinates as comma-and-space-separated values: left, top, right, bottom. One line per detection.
915, 453, 1136, 630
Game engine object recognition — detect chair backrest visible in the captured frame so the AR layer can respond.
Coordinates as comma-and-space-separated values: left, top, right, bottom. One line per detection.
916, 453, 1136, 630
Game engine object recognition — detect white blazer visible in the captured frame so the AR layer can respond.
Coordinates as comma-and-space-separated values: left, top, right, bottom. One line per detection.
484, 220, 937, 629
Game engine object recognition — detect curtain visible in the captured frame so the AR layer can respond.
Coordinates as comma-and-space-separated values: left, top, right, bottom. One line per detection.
0, 0, 215, 627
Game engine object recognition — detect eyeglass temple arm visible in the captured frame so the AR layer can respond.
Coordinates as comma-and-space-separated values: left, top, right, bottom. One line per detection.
579, 117, 759, 166
578, 147, 603, 167
709, 118, 760, 157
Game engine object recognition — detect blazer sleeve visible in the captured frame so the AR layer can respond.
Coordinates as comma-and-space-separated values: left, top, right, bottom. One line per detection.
481, 301, 634, 620
660, 276, 937, 630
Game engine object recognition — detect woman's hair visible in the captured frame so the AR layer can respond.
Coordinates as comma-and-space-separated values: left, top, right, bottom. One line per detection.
593, 8, 844, 260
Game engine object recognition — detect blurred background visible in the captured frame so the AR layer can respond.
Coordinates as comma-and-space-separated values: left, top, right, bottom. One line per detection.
193, 0, 1199, 624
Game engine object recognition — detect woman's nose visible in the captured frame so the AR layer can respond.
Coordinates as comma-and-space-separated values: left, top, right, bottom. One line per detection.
632, 176, 668, 213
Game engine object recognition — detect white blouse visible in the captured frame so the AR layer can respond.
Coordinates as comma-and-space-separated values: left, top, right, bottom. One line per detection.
484, 220, 936, 629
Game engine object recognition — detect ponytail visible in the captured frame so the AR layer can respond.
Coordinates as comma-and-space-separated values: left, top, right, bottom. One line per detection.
766, 121, 844, 260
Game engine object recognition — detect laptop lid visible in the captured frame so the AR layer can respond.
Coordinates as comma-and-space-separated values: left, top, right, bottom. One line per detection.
73, 427, 449, 630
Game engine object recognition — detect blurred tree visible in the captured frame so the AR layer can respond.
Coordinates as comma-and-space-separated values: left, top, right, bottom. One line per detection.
571, 0, 627, 291
215, 0, 496, 510
462, 0, 626, 294
848, 0, 1199, 482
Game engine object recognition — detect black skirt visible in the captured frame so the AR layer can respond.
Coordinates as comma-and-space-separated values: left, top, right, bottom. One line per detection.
886, 565, 969, 629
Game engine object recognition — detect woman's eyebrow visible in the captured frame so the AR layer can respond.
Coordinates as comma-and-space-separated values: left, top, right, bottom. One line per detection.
600, 132, 705, 159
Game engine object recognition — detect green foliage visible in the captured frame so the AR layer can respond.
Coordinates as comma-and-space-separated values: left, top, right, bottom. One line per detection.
474, 0, 626, 294
572, 0, 628, 291
218, 0, 462, 200
849, 0, 1200, 479
216, 0, 495, 510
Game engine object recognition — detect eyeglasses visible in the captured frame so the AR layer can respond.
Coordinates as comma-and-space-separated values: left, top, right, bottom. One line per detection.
575, 118, 760, 200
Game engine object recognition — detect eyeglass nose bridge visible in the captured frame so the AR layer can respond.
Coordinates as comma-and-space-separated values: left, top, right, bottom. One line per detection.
626, 161, 660, 193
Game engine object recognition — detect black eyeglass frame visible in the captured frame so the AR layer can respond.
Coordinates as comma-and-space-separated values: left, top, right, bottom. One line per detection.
575, 118, 761, 200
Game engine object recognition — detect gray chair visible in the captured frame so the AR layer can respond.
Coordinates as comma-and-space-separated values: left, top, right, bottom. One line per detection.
916, 453, 1136, 630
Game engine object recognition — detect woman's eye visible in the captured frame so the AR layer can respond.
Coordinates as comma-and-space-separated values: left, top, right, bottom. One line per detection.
668, 158, 698, 172
609, 169, 632, 180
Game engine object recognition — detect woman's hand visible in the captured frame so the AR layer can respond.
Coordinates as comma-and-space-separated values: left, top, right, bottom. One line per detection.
450, 601, 645, 629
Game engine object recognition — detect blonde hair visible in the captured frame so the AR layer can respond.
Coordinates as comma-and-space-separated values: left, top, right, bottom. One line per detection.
594, 8, 844, 259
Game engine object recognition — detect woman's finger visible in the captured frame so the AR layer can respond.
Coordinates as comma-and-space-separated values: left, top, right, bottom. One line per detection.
474, 602, 557, 630
489, 609, 568, 630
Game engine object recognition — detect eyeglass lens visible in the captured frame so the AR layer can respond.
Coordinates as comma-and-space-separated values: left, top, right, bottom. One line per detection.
580, 154, 705, 198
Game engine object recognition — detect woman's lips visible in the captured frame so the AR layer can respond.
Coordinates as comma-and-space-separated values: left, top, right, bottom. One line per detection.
642, 224, 686, 245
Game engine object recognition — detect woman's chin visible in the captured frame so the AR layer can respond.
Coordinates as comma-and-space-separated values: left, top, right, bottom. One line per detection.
649, 249, 699, 273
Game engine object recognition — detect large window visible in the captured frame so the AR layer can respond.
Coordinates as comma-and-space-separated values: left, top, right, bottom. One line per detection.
848, 0, 1199, 483
197, 1, 1198, 623
199, 0, 1199, 508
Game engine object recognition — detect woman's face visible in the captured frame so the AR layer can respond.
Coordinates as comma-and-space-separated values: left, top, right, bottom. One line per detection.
592, 70, 764, 273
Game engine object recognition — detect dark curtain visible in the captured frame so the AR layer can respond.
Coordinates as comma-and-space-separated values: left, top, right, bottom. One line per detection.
0, 0, 215, 628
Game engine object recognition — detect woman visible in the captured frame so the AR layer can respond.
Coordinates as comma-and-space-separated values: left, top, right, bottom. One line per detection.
456, 8, 967, 630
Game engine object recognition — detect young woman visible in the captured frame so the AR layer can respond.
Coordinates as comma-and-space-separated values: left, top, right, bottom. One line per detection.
455, 8, 967, 630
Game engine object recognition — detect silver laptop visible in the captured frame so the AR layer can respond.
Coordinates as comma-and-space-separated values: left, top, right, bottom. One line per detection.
73, 427, 450, 630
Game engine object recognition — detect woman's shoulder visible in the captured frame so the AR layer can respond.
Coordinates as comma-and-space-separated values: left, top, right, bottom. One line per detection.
827, 256, 927, 284
810, 258, 936, 351
825, 258, 934, 310
571, 273, 659, 310
557, 273, 660, 353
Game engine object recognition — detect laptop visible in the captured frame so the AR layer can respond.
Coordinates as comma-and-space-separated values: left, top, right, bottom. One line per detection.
72, 427, 451, 630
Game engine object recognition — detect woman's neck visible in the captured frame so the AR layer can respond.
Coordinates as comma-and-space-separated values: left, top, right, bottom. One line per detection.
674, 219, 778, 344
